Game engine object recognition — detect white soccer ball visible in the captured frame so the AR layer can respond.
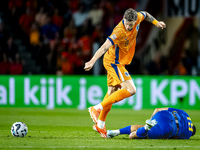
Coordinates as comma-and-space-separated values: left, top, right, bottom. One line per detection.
11, 122, 28, 137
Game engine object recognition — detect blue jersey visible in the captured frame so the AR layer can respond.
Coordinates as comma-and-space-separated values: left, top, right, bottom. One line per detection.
147, 108, 194, 139
167, 108, 194, 139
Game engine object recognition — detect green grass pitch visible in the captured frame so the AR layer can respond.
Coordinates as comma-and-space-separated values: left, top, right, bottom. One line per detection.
0, 108, 200, 150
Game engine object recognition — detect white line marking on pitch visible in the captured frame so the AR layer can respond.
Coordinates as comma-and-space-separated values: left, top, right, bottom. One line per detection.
1, 146, 200, 149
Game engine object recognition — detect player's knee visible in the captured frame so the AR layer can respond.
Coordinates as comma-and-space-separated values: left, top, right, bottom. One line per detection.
127, 87, 136, 95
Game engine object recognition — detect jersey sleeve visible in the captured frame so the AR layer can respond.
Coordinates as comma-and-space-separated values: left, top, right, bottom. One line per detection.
108, 28, 125, 46
137, 12, 145, 22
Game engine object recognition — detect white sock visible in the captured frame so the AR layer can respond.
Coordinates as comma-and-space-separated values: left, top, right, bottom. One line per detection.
113, 130, 120, 136
97, 119, 105, 129
94, 103, 103, 110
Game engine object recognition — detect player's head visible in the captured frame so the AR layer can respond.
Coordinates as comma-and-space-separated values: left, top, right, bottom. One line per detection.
123, 8, 137, 31
191, 125, 196, 136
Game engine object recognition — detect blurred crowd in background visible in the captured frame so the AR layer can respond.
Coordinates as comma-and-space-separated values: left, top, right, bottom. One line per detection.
0, 0, 197, 75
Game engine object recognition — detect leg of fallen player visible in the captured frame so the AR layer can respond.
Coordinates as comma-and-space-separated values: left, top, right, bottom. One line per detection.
129, 119, 158, 139
107, 125, 143, 138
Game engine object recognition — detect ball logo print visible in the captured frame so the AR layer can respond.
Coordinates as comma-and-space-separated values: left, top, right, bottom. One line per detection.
11, 122, 28, 137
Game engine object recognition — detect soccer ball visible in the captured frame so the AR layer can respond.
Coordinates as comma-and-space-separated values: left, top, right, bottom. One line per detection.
11, 122, 28, 137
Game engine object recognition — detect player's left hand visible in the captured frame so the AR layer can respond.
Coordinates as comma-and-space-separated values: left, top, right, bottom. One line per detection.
156, 21, 166, 29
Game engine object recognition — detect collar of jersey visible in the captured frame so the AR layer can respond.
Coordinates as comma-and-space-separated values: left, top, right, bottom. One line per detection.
122, 19, 133, 31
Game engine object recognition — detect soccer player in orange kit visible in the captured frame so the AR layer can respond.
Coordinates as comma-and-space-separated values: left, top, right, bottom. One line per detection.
84, 8, 166, 138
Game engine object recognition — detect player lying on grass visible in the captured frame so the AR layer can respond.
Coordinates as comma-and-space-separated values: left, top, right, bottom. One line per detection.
84, 8, 166, 138
107, 108, 196, 139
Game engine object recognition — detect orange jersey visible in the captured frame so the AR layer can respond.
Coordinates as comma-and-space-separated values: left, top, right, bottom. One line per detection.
104, 12, 145, 65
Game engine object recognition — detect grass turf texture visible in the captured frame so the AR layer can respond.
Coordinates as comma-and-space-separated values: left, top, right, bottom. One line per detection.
0, 108, 200, 150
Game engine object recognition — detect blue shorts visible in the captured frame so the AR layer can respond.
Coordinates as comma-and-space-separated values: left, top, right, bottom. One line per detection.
148, 111, 177, 139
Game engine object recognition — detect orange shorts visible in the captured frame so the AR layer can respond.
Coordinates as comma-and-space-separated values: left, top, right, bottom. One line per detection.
103, 61, 132, 86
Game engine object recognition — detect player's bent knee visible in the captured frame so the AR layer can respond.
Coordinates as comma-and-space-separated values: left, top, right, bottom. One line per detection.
127, 87, 136, 95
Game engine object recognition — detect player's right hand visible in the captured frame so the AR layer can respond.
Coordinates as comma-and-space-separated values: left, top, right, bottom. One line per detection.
156, 21, 166, 29
84, 61, 94, 71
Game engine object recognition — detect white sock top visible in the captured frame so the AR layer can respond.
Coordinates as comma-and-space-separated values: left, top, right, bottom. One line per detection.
97, 119, 105, 129
94, 103, 103, 110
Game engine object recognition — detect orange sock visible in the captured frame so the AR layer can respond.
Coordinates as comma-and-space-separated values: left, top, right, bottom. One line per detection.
99, 104, 112, 121
99, 93, 112, 121
101, 89, 131, 108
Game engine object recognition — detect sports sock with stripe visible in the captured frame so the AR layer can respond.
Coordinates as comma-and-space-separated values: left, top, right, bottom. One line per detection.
99, 93, 112, 121
100, 89, 131, 108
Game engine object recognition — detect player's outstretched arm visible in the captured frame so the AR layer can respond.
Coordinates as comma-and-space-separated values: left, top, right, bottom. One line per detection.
84, 39, 112, 71
140, 11, 166, 29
